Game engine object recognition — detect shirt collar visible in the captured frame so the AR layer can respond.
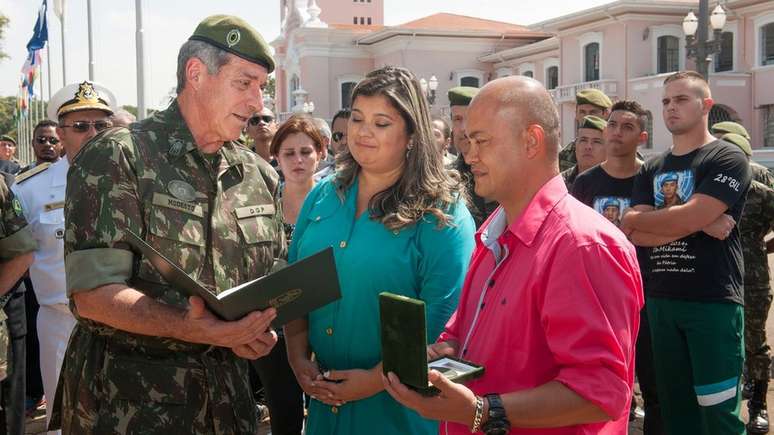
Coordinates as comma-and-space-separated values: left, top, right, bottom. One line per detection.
478, 175, 567, 248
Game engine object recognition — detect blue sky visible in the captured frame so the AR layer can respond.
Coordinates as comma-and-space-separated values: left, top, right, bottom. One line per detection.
1, 0, 613, 110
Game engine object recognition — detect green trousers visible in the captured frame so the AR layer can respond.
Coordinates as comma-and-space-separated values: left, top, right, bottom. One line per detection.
647, 297, 745, 435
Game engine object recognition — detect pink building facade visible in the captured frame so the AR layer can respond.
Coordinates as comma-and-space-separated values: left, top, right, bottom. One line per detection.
272, 0, 774, 165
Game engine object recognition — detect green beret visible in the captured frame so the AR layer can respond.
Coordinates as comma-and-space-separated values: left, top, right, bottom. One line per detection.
711, 121, 750, 140
576, 88, 612, 109
721, 133, 752, 157
578, 115, 607, 132
448, 86, 479, 107
189, 15, 275, 73
0, 135, 16, 146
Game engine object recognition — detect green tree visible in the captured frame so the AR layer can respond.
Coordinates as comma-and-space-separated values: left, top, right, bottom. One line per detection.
0, 96, 18, 136
0, 13, 9, 61
121, 105, 138, 117
266, 76, 275, 100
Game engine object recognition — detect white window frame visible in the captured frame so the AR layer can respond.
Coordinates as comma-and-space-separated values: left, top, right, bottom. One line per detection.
495, 67, 513, 78
288, 72, 301, 111
651, 24, 686, 75
337, 74, 363, 109
543, 57, 559, 89
710, 22, 738, 73
518, 62, 535, 78
754, 12, 774, 67
578, 31, 603, 82
454, 69, 485, 87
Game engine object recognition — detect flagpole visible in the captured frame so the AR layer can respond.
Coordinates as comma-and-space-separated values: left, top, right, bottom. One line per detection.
87, 0, 95, 80
46, 44, 52, 100
135, 0, 147, 120
60, 3, 67, 85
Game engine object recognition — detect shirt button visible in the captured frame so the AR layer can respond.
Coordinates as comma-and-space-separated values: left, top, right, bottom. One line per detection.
339, 241, 347, 248
331, 406, 338, 414
326, 327, 334, 336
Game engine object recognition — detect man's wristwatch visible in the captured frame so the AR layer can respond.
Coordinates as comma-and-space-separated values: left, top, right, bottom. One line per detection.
482, 394, 511, 435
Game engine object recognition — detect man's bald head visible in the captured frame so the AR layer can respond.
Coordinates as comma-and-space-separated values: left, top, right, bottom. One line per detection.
470, 76, 560, 156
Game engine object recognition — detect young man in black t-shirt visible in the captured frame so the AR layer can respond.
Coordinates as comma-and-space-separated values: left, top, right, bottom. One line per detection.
572, 101, 663, 433
622, 71, 751, 435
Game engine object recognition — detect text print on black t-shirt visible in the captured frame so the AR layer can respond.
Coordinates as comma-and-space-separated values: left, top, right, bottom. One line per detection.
631, 140, 751, 303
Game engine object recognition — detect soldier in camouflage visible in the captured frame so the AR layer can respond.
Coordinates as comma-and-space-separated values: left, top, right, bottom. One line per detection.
50, 16, 286, 435
561, 115, 607, 191
726, 132, 774, 434
0, 175, 37, 401
558, 88, 613, 172
711, 123, 774, 188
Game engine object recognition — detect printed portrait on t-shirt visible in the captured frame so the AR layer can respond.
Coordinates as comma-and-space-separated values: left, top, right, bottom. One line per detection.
592, 196, 630, 227
653, 170, 694, 209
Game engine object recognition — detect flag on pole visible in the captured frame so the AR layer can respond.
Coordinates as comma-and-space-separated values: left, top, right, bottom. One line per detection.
20, 0, 48, 115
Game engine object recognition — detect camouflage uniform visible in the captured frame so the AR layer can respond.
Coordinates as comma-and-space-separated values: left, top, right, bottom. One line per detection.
751, 161, 774, 189
559, 140, 577, 172
0, 177, 37, 382
453, 154, 498, 228
561, 165, 579, 192
50, 101, 286, 435
740, 180, 774, 382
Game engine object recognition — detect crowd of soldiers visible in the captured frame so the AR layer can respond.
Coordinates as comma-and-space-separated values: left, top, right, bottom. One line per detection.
0, 12, 771, 435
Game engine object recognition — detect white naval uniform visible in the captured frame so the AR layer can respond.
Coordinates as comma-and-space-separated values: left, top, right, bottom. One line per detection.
11, 158, 75, 435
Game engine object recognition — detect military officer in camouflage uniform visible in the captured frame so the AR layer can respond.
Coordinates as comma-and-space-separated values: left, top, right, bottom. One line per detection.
711, 122, 774, 188
558, 88, 613, 172
561, 115, 607, 191
448, 86, 498, 227
0, 175, 37, 417
50, 16, 285, 435
721, 132, 774, 434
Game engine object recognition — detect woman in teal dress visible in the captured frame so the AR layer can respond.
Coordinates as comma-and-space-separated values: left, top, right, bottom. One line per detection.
285, 66, 475, 435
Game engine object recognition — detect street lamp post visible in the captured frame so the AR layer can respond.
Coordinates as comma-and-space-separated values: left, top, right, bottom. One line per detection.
303, 101, 315, 115
419, 75, 439, 105
683, 1, 727, 79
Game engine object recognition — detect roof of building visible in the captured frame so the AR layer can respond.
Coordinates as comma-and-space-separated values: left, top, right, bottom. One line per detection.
397, 13, 531, 33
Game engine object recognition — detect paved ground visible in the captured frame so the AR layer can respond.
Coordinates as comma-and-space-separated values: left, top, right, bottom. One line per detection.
24, 255, 774, 434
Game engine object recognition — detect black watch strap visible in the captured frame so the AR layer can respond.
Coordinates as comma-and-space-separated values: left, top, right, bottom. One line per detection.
482, 394, 510, 434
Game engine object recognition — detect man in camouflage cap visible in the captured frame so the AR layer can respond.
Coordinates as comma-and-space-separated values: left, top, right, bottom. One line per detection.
0, 173, 37, 429
448, 86, 498, 227
725, 132, 774, 434
561, 114, 607, 191
50, 15, 285, 435
558, 88, 612, 172
712, 122, 774, 188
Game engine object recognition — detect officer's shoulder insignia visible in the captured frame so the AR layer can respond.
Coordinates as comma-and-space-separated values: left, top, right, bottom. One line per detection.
14, 162, 52, 184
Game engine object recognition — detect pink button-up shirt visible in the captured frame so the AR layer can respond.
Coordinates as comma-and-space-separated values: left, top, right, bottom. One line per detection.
439, 175, 643, 435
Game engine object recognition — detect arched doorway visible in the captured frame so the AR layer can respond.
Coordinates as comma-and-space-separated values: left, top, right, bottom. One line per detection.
708, 104, 741, 129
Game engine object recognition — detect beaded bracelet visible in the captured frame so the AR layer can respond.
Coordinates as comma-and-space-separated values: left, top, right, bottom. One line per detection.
471, 395, 484, 433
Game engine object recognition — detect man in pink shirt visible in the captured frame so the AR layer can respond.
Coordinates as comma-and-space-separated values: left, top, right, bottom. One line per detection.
384, 76, 643, 434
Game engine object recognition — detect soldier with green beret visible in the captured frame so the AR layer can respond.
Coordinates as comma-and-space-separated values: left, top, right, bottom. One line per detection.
0, 174, 37, 401
448, 86, 498, 227
712, 121, 750, 140
561, 115, 607, 191
50, 15, 286, 435
713, 127, 774, 189
558, 88, 612, 172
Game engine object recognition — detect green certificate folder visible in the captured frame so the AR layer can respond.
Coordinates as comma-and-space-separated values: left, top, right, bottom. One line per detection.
379, 292, 484, 395
126, 230, 341, 326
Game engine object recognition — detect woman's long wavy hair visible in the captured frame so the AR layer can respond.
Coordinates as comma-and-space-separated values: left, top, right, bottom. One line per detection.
334, 66, 467, 230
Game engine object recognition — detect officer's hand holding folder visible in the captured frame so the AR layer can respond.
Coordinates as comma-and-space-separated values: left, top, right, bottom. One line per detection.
126, 230, 341, 326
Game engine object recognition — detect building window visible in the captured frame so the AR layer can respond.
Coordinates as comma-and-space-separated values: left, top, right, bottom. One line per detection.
359, 17, 364, 25
584, 43, 600, 82
341, 82, 356, 109
353, 16, 357, 24
709, 104, 736, 130
546, 66, 559, 90
367, 17, 372, 25
715, 32, 734, 72
764, 105, 774, 147
763, 23, 774, 66
657, 36, 680, 74
522, 70, 534, 78
460, 76, 480, 88
644, 111, 653, 149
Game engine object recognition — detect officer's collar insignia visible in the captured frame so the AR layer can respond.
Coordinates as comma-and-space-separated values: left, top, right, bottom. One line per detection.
168, 180, 197, 202
227, 29, 241, 48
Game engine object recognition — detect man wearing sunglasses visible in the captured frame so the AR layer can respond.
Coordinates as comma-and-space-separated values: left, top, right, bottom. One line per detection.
11, 80, 116, 435
51, 16, 285, 435
246, 107, 277, 163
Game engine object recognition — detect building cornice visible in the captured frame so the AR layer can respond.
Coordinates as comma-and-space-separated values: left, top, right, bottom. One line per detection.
479, 37, 559, 62
356, 27, 551, 45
